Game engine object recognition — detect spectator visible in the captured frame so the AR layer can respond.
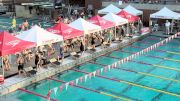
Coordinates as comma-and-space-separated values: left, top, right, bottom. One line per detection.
165, 20, 170, 35
16, 54, 25, 76
3, 55, 11, 71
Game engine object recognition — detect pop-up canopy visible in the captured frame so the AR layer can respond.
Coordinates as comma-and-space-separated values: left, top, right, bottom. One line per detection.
0, 31, 35, 56
150, 7, 180, 19
98, 4, 121, 14
69, 18, 101, 34
124, 5, 143, 16
117, 10, 140, 23
16, 25, 63, 46
47, 22, 83, 40
103, 13, 128, 26
88, 15, 115, 30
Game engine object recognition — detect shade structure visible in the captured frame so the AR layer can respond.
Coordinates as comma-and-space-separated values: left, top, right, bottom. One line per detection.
16, 25, 63, 46
175, 14, 180, 20
117, 10, 140, 23
103, 13, 128, 26
124, 5, 143, 16
98, 4, 121, 14
47, 22, 83, 40
150, 7, 180, 19
88, 15, 115, 30
0, 31, 35, 56
69, 18, 101, 34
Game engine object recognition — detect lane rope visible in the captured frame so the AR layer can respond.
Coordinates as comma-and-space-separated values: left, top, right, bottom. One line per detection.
18, 88, 58, 101
120, 50, 180, 63
49, 78, 131, 101
71, 68, 180, 98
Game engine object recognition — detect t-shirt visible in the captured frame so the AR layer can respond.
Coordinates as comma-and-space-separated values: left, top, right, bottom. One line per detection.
165, 22, 170, 27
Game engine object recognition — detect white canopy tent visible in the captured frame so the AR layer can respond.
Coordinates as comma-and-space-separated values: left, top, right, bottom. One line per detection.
103, 13, 128, 26
124, 5, 143, 16
98, 4, 121, 14
16, 25, 63, 46
175, 14, 180, 20
69, 18, 101, 34
150, 7, 180, 19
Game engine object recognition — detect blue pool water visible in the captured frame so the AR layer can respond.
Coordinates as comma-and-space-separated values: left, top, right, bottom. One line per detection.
1, 35, 180, 101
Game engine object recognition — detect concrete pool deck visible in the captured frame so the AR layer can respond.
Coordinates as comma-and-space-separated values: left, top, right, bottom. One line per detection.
0, 32, 150, 96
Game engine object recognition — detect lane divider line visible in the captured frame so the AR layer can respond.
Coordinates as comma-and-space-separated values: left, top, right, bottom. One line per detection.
89, 60, 180, 83
71, 68, 180, 98
130, 45, 180, 55
48, 78, 131, 101
105, 54, 180, 72
18, 88, 58, 101
119, 50, 180, 63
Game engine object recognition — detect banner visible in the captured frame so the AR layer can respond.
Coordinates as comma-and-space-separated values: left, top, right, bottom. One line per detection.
65, 82, 69, 90
54, 87, 58, 95
75, 78, 79, 85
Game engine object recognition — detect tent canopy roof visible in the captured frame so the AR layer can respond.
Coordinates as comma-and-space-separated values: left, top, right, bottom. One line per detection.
117, 10, 140, 23
0, 31, 35, 56
47, 22, 83, 40
88, 15, 115, 29
69, 18, 101, 34
16, 25, 63, 46
150, 7, 180, 19
98, 4, 121, 14
103, 13, 128, 26
124, 5, 143, 16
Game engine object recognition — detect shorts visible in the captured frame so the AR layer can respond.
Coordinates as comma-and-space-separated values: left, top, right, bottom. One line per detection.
18, 64, 24, 71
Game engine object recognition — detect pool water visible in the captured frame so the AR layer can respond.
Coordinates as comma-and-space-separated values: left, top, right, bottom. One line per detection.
1, 35, 180, 101
0, 16, 53, 31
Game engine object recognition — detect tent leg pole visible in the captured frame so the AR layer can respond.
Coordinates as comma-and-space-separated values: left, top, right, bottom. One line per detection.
115, 26, 117, 39
2, 57, 4, 77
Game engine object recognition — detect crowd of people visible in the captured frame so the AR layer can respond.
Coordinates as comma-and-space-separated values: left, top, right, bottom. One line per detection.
1, 6, 142, 77
4, 15, 140, 76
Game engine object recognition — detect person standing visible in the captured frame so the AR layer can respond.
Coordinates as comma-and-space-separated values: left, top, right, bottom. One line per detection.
12, 16, 16, 30
80, 38, 85, 56
23, 19, 29, 30
165, 20, 170, 35
2, 55, 11, 71
58, 44, 64, 63
16, 54, 25, 76
170, 20, 174, 34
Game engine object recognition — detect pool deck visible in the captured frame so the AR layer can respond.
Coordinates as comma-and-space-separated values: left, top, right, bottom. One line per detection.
151, 31, 180, 39
0, 32, 150, 96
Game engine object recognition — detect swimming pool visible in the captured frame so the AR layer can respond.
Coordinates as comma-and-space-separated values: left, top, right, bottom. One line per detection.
0, 16, 53, 31
1, 35, 180, 101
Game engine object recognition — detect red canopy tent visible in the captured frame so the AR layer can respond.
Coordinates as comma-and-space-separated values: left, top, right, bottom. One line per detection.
0, 31, 35, 56
88, 15, 115, 30
47, 22, 83, 40
117, 10, 140, 23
